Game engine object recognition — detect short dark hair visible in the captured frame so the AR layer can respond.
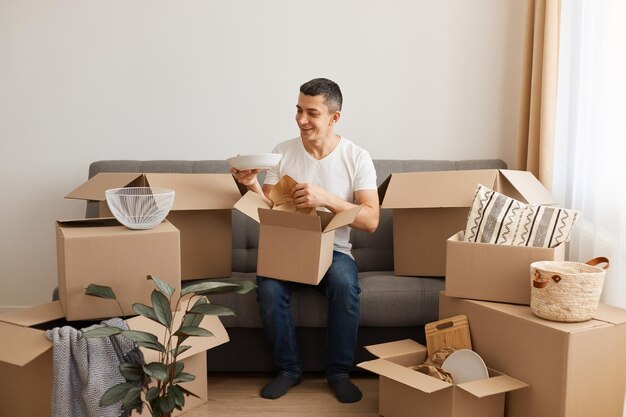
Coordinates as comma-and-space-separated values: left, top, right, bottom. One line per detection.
299, 78, 343, 112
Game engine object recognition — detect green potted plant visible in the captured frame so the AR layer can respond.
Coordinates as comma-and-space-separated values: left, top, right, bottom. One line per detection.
82, 275, 256, 417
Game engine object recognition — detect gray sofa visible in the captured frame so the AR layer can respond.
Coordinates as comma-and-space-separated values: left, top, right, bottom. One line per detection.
83, 158, 507, 372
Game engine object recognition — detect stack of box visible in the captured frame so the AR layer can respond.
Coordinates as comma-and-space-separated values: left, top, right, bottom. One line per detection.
0, 172, 243, 417
366, 169, 626, 417
65, 172, 242, 280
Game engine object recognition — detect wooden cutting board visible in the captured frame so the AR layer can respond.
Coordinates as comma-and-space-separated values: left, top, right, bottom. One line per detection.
425, 315, 472, 356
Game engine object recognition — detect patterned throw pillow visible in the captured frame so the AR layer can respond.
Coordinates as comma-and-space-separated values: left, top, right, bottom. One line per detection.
464, 184, 580, 248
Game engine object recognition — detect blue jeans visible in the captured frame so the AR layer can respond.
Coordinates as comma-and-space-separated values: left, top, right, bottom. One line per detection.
256, 251, 361, 380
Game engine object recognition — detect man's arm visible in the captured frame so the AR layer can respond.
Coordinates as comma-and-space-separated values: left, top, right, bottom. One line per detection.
348, 189, 380, 233
291, 183, 379, 233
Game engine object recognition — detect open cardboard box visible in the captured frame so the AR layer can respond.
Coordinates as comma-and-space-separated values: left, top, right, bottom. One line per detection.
358, 338, 527, 417
0, 299, 228, 417
66, 172, 242, 280
439, 292, 626, 417
379, 169, 556, 277
56, 218, 181, 321
234, 186, 361, 284
445, 230, 566, 305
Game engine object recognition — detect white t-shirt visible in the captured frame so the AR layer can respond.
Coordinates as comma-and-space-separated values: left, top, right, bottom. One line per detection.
264, 136, 377, 257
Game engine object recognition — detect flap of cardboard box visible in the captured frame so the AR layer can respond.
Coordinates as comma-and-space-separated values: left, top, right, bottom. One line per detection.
0, 301, 65, 328
0, 322, 52, 367
259, 208, 322, 232
456, 373, 528, 398
497, 170, 557, 205
380, 170, 497, 209
66, 173, 144, 201
324, 205, 362, 232
235, 189, 360, 232
144, 173, 241, 210
358, 358, 450, 393
66, 172, 241, 210
0, 301, 65, 367
234, 191, 273, 223
365, 338, 426, 360
129, 298, 229, 363
56, 217, 123, 230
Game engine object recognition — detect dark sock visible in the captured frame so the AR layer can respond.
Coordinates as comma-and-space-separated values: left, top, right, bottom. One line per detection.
328, 377, 362, 403
260, 374, 301, 399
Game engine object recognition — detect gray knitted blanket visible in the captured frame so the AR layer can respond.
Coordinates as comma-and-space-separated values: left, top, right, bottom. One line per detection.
46, 318, 144, 417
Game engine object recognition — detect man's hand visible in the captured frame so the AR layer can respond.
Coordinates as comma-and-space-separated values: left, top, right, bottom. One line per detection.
291, 183, 330, 209
290, 182, 379, 233
230, 167, 260, 187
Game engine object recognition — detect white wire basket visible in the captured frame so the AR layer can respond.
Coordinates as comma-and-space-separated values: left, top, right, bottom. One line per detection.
105, 187, 175, 230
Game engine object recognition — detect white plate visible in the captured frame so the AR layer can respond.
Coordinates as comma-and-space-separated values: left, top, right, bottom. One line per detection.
441, 349, 489, 384
227, 153, 282, 170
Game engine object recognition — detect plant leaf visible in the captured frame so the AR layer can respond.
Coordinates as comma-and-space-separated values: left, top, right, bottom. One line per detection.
122, 386, 142, 410
151, 289, 172, 328
174, 326, 213, 338
119, 363, 146, 382
85, 284, 117, 300
161, 393, 176, 413
134, 340, 167, 353
169, 385, 185, 407
144, 362, 169, 381
180, 281, 239, 296
229, 279, 257, 295
172, 361, 184, 377
120, 330, 166, 353
132, 303, 159, 323
149, 398, 160, 416
188, 303, 235, 316
121, 330, 159, 344
170, 345, 192, 357
146, 386, 160, 402
148, 275, 175, 299
182, 298, 206, 328
81, 326, 123, 338
100, 382, 137, 406
173, 372, 195, 383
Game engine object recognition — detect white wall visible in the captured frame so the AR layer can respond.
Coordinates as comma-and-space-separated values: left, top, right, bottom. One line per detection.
0, 0, 526, 310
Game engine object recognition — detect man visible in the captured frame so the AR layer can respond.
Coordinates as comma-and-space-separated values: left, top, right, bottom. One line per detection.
231, 78, 379, 403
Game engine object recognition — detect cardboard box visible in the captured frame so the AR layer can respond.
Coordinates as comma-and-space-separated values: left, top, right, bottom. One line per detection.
0, 300, 228, 417
379, 169, 556, 277
66, 172, 242, 280
445, 231, 566, 305
234, 190, 361, 284
56, 218, 181, 321
439, 292, 626, 417
358, 339, 527, 417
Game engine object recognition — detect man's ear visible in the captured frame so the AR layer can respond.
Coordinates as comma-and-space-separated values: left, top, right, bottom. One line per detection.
330, 111, 341, 125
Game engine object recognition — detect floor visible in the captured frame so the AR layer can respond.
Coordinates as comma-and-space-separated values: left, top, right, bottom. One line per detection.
180, 373, 380, 417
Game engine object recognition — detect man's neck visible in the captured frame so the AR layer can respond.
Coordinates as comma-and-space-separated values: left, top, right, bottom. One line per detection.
302, 134, 340, 160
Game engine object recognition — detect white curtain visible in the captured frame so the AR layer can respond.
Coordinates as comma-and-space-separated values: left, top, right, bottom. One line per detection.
553, 0, 626, 308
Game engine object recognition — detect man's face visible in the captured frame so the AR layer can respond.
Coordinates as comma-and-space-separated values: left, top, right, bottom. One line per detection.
295, 93, 340, 142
